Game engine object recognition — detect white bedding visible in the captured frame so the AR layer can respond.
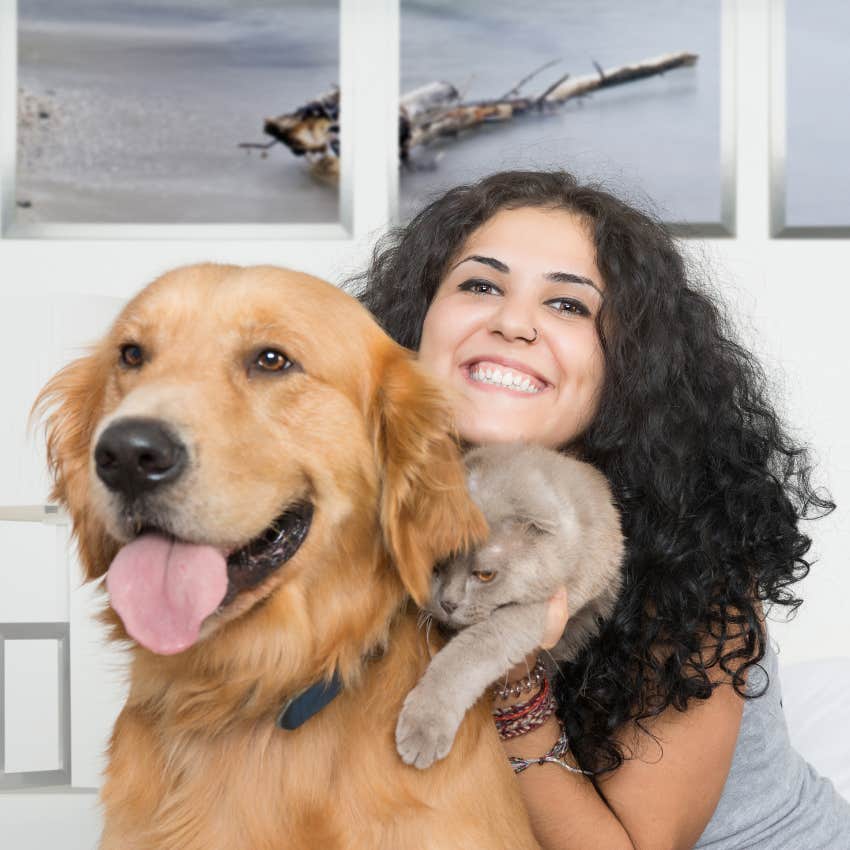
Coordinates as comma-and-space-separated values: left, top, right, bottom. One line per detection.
781, 656, 850, 801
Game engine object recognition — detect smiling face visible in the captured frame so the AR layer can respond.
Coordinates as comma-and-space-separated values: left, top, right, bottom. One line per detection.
417, 206, 606, 449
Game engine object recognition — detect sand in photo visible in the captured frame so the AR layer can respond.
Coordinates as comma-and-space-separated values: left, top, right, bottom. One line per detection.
16, 0, 339, 224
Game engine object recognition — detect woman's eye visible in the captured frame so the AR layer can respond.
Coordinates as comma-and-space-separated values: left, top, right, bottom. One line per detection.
473, 570, 496, 583
459, 279, 500, 296
119, 343, 144, 368
255, 349, 292, 372
548, 298, 590, 317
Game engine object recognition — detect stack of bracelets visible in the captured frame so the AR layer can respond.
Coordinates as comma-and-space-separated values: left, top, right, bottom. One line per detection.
491, 657, 593, 776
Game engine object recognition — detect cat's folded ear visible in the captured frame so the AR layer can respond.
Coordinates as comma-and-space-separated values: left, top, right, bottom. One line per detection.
519, 515, 560, 536
370, 350, 488, 606
465, 447, 562, 535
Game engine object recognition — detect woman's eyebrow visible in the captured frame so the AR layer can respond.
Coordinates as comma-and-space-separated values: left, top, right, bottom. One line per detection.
451, 254, 509, 273
545, 271, 603, 297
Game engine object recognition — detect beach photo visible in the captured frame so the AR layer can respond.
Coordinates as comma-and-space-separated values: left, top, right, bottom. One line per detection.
782, 0, 850, 231
16, 0, 339, 225
400, 0, 724, 229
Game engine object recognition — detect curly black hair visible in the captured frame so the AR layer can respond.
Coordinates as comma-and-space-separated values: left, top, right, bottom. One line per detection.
346, 170, 834, 775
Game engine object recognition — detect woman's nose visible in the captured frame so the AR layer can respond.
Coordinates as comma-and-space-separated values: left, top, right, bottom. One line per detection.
488, 298, 537, 343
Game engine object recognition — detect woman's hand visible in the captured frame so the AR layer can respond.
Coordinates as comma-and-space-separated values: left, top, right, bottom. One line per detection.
502, 586, 569, 686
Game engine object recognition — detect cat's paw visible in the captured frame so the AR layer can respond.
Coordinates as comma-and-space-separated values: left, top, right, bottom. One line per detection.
395, 691, 462, 770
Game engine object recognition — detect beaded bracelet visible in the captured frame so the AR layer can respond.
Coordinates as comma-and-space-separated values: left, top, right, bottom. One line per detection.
492, 677, 556, 740
491, 656, 546, 701
507, 723, 595, 776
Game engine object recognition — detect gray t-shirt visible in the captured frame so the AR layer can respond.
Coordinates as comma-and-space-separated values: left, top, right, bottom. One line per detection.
695, 628, 850, 848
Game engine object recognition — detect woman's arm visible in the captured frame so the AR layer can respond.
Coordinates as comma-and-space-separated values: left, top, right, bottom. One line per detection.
499, 713, 634, 849
596, 674, 744, 850
498, 592, 749, 850
499, 663, 745, 850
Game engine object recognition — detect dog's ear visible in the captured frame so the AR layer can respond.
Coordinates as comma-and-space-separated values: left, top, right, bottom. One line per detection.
371, 351, 488, 607
31, 352, 116, 580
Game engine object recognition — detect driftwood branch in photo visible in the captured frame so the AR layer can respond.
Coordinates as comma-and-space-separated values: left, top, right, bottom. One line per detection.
541, 51, 698, 103
251, 51, 698, 181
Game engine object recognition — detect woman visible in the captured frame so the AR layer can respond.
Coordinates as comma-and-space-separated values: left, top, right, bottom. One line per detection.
350, 170, 850, 848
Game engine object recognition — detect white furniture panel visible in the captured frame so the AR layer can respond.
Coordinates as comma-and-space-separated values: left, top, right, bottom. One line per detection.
0, 790, 101, 850
0, 522, 67, 622
0, 296, 56, 506
4, 638, 60, 772
0, 621, 69, 789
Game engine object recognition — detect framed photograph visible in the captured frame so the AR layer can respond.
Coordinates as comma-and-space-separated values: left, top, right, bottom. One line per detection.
771, 0, 850, 236
400, 0, 735, 236
10, 0, 345, 237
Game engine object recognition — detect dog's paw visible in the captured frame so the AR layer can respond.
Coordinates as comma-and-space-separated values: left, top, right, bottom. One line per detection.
395, 691, 462, 770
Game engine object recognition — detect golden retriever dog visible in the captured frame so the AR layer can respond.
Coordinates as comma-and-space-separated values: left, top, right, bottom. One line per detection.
34, 264, 541, 850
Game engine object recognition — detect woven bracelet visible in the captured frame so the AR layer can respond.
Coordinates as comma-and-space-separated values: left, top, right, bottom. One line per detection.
493, 678, 556, 740
507, 723, 595, 776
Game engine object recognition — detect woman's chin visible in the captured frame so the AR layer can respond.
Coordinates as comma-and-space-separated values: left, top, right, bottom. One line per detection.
454, 390, 552, 446
456, 419, 534, 447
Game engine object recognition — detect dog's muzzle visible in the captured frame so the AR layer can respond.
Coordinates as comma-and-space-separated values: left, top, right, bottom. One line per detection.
94, 416, 314, 654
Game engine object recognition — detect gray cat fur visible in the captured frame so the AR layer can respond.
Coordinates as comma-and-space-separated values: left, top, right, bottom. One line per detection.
395, 443, 625, 770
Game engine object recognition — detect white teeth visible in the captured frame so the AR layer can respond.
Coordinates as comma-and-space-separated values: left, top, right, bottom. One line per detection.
468, 365, 541, 393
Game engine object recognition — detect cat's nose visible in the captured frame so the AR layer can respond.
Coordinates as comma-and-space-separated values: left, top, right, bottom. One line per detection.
440, 600, 457, 615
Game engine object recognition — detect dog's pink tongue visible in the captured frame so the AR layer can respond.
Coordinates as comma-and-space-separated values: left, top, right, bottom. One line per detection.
106, 534, 228, 655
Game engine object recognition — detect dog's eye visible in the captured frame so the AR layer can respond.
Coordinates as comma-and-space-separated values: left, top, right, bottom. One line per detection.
473, 570, 496, 583
255, 349, 291, 372
119, 343, 144, 368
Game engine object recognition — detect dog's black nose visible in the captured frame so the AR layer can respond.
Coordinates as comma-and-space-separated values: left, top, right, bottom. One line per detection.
440, 600, 457, 615
94, 418, 186, 496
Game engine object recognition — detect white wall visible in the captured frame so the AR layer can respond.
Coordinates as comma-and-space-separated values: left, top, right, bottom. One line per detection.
0, 1, 847, 824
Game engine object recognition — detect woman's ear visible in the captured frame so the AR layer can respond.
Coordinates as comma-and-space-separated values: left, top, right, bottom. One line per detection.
31, 351, 116, 580
371, 351, 488, 607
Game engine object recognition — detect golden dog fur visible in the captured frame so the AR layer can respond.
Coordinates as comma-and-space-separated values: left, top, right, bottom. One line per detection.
35, 264, 541, 850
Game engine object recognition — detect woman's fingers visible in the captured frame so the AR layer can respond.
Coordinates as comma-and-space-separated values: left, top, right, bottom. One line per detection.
540, 586, 569, 651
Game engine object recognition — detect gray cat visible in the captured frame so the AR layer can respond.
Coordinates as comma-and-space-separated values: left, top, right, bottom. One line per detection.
395, 442, 625, 769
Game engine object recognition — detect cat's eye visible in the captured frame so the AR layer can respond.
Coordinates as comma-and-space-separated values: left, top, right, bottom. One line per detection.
473, 570, 496, 583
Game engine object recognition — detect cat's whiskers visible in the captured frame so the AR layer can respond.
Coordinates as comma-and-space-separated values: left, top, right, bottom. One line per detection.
424, 617, 437, 659
540, 646, 566, 679
415, 609, 439, 660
